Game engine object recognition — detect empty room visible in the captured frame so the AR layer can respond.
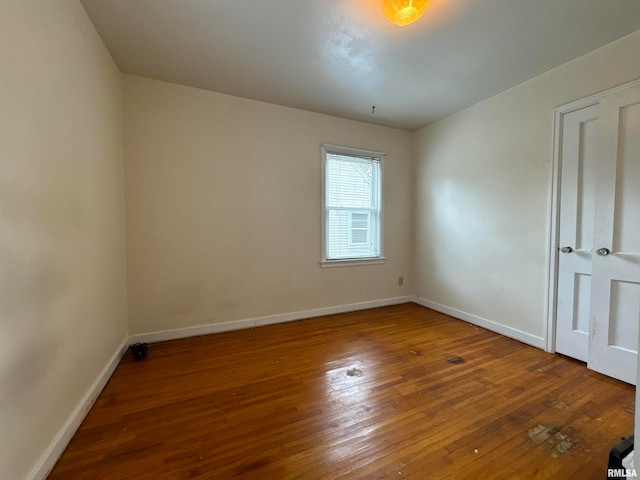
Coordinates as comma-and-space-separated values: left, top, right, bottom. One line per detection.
3, 0, 640, 478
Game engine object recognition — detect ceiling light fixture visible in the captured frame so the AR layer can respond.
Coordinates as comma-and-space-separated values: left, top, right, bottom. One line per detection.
383, 0, 429, 26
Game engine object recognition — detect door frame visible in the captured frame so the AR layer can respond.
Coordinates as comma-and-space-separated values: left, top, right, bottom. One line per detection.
545, 78, 640, 353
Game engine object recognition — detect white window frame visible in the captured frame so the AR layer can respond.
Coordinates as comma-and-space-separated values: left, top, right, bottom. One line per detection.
321, 144, 385, 267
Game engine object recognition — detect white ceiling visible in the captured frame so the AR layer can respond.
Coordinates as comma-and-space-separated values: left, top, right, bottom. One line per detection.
80, 0, 640, 131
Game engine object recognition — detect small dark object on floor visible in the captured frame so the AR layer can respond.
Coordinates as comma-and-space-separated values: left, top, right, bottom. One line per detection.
131, 342, 149, 360
608, 434, 633, 478
447, 356, 465, 364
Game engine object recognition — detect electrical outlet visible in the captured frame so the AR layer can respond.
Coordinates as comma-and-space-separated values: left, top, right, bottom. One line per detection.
398, 276, 404, 286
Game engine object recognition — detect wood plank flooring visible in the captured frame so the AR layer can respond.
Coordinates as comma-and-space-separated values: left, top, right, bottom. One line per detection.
48, 304, 635, 479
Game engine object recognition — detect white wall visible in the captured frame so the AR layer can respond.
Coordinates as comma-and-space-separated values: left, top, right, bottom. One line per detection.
123, 75, 413, 335
414, 30, 640, 340
0, 1, 128, 478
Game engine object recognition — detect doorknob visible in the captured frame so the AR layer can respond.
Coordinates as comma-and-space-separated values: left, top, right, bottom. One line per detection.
596, 247, 610, 256
560, 246, 573, 253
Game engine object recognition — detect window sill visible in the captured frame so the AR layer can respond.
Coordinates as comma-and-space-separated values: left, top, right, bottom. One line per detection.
320, 257, 386, 268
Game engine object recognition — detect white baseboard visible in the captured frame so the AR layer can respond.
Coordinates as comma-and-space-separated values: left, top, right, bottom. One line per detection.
30, 337, 130, 480
413, 296, 546, 350
129, 296, 413, 344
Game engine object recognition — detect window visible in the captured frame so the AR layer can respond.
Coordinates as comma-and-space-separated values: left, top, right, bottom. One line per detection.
349, 212, 370, 246
321, 144, 384, 266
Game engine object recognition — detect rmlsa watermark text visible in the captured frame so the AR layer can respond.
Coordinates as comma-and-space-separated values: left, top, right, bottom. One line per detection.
608, 468, 638, 478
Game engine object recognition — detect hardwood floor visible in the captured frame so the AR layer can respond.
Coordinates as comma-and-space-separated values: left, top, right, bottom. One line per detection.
48, 304, 635, 479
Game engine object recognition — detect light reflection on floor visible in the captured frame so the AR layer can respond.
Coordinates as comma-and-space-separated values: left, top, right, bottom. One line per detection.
322, 354, 381, 464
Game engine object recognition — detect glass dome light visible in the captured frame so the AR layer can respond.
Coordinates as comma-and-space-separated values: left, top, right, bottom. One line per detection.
383, 0, 430, 26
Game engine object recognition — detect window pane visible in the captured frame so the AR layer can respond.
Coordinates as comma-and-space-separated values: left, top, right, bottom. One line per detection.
352, 212, 369, 229
326, 155, 377, 209
351, 229, 368, 244
323, 148, 382, 261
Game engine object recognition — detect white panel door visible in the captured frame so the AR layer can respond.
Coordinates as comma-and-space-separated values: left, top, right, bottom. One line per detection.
555, 104, 599, 362
588, 83, 640, 384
